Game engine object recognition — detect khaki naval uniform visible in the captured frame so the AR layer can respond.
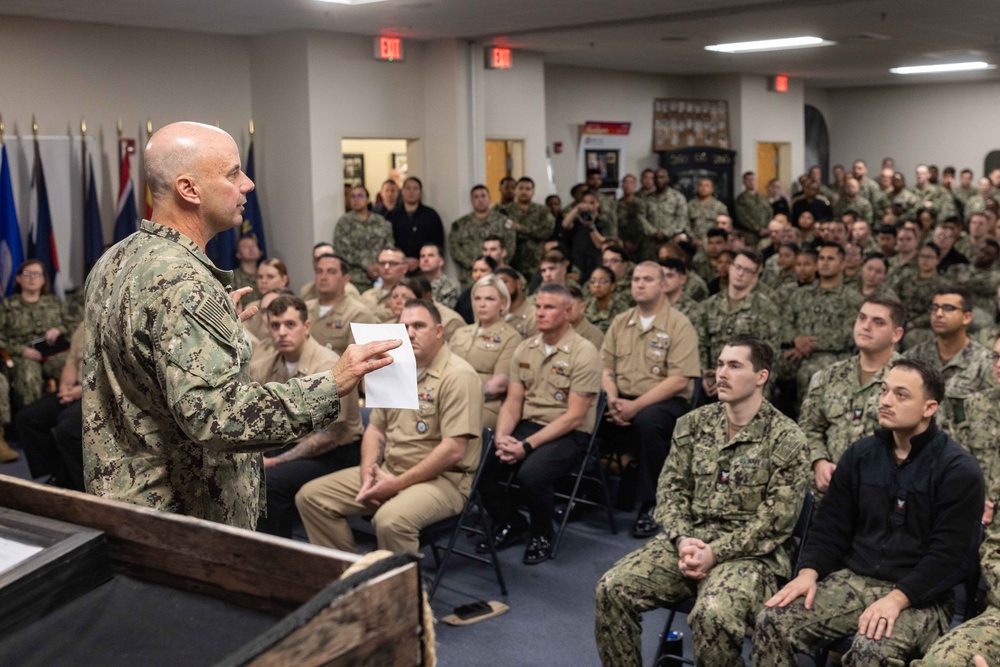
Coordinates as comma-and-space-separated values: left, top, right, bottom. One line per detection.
249, 337, 364, 537
479, 327, 602, 534
299, 280, 361, 302
599, 303, 701, 508
306, 295, 377, 355
360, 285, 394, 322
449, 320, 520, 429
505, 296, 538, 338
296, 344, 482, 553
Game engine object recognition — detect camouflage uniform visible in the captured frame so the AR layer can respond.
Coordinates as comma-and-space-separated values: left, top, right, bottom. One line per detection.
614, 197, 656, 256
964, 194, 990, 221
953, 387, 1000, 502
83, 220, 344, 529
696, 290, 781, 372
914, 183, 958, 221
782, 282, 864, 400
913, 517, 1000, 667
333, 210, 393, 291
889, 188, 921, 220
897, 273, 944, 350
833, 195, 874, 223
231, 266, 261, 306
857, 177, 883, 213
646, 188, 690, 240
684, 272, 711, 302
687, 197, 729, 241
904, 338, 995, 434
0, 294, 73, 406
594, 401, 809, 667
584, 291, 632, 334
430, 273, 460, 309
950, 264, 1000, 313
505, 203, 555, 278
734, 190, 772, 244
952, 185, 976, 217
799, 351, 902, 486
671, 294, 703, 324
448, 210, 516, 290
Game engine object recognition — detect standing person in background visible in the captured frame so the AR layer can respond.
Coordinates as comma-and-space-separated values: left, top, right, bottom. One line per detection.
449, 184, 516, 290
387, 176, 444, 272
507, 177, 556, 278
372, 179, 401, 217
231, 235, 263, 306
334, 185, 394, 292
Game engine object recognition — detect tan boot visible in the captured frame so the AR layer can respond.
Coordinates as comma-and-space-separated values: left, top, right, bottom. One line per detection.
0, 427, 18, 463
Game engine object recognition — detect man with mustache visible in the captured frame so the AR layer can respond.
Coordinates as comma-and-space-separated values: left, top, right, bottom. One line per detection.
595, 335, 808, 666
754, 358, 984, 666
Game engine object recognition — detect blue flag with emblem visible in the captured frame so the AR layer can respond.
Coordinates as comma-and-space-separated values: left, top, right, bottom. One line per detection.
240, 139, 266, 258
0, 144, 25, 296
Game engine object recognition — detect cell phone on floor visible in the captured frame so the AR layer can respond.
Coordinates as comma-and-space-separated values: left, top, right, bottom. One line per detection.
454, 600, 493, 620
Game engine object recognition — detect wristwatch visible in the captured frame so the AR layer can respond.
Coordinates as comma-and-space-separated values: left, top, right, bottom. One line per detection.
521, 440, 534, 456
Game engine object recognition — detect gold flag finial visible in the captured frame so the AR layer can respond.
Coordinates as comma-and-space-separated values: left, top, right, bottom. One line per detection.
146, 118, 153, 136
0, 114, 4, 143
32, 114, 38, 137
117, 118, 123, 138
81, 118, 87, 136
249, 119, 255, 137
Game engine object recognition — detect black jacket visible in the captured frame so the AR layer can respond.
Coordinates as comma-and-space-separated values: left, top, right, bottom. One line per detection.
798, 422, 984, 606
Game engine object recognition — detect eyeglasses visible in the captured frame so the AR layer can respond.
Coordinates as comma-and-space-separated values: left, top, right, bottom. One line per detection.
379, 260, 405, 268
730, 264, 758, 276
20, 271, 44, 278
927, 304, 963, 314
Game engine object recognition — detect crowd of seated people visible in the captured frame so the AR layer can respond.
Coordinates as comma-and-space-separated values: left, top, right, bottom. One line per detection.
8, 157, 1000, 665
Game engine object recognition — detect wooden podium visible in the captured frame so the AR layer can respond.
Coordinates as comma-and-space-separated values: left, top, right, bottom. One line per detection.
0, 475, 426, 667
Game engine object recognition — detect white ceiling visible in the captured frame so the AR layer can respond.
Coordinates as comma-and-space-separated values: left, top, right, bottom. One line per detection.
3, 0, 1000, 87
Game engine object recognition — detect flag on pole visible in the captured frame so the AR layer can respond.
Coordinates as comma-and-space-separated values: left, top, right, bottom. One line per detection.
83, 155, 103, 273
28, 136, 62, 297
205, 226, 237, 270
0, 144, 25, 296
114, 139, 138, 243
240, 139, 267, 258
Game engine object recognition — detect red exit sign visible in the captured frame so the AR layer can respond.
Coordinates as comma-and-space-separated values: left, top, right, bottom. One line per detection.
485, 47, 512, 70
769, 74, 789, 92
374, 36, 404, 62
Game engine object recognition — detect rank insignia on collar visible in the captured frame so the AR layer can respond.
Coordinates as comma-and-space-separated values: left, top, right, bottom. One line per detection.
719, 470, 730, 484
853, 408, 863, 420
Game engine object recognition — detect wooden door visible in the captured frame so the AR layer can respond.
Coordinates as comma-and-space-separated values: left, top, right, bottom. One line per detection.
485, 140, 509, 204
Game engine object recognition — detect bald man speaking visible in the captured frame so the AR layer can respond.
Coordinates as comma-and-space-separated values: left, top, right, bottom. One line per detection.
83, 121, 399, 529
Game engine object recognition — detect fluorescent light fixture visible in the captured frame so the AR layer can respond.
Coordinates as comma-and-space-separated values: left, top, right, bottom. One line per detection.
705, 36, 833, 54
890, 61, 994, 75
314, 0, 387, 5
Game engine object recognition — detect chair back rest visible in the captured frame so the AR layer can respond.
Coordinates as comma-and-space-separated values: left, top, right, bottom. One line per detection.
468, 428, 495, 493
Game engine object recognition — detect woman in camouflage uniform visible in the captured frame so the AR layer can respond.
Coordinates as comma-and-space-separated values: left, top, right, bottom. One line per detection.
0, 259, 74, 407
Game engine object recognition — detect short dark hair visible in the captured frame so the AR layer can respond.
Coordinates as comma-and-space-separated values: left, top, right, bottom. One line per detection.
778, 242, 801, 254
933, 284, 972, 312
471, 184, 488, 195
312, 241, 334, 252
742, 171, 755, 179
659, 258, 687, 275
541, 249, 569, 266
420, 242, 444, 256
517, 176, 535, 187
889, 358, 945, 404
567, 285, 586, 301
943, 166, 956, 177
265, 294, 309, 323
877, 224, 897, 237
495, 267, 520, 282
706, 227, 729, 240
602, 245, 628, 263
483, 234, 506, 248
797, 246, 819, 260
316, 252, 351, 274
735, 249, 762, 269
863, 252, 890, 273
473, 255, 498, 272
921, 241, 941, 258
590, 265, 616, 284
586, 168, 602, 178
402, 298, 441, 324
404, 176, 423, 190
818, 240, 845, 258
725, 334, 774, 374
570, 183, 588, 199
862, 293, 905, 328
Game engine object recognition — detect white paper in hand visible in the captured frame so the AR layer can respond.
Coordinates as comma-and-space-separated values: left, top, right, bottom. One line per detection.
350, 323, 418, 409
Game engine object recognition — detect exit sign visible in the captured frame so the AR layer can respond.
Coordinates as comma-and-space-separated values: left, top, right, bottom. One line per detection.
374, 36, 404, 62
485, 47, 512, 70
769, 74, 789, 92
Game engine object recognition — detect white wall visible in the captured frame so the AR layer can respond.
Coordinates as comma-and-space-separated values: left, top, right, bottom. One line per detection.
545, 64, 693, 199
738, 75, 806, 189
249, 32, 313, 285
826, 80, 1000, 179
483, 51, 549, 194
0, 15, 253, 286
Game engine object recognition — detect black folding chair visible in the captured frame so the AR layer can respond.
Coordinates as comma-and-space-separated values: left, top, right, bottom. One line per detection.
421, 428, 507, 601
653, 491, 815, 666
551, 390, 616, 558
